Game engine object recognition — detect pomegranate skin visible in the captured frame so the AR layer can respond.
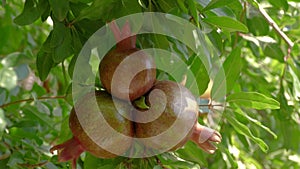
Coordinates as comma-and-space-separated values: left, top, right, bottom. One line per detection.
71, 91, 134, 158
134, 80, 199, 151
50, 91, 134, 169
100, 48, 156, 101
99, 20, 156, 101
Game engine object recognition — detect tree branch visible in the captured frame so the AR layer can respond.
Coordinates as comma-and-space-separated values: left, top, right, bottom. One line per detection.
0, 96, 66, 109
258, 6, 294, 48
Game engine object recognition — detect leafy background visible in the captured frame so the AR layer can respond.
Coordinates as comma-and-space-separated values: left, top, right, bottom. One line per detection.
0, 0, 299, 168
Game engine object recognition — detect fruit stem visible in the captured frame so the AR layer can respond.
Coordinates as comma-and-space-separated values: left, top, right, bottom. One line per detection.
50, 137, 85, 169
109, 20, 136, 51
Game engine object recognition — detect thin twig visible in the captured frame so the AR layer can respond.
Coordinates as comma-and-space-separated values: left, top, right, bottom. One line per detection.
154, 156, 166, 169
199, 104, 224, 107
258, 6, 294, 48
0, 96, 66, 108
18, 161, 48, 168
234, 1, 248, 47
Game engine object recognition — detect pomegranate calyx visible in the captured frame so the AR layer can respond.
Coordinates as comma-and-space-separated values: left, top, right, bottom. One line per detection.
50, 137, 85, 169
190, 123, 222, 154
109, 20, 136, 51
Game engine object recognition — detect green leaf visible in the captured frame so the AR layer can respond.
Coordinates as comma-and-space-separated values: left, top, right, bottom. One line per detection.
156, 0, 177, 12
52, 29, 73, 63
224, 111, 269, 152
211, 48, 243, 100
267, 0, 288, 11
0, 67, 17, 90
49, 0, 69, 21
214, 48, 243, 97
176, 141, 208, 166
207, 30, 223, 52
203, 0, 236, 11
263, 43, 285, 63
202, 16, 248, 32
23, 105, 54, 129
0, 109, 7, 138
227, 92, 280, 109
37, 44, 54, 81
176, 0, 188, 13
289, 67, 300, 100
232, 105, 277, 139
71, 27, 83, 54
186, 54, 210, 96
14, 0, 47, 26
217, 144, 238, 168
247, 16, 269, 36
84, 153, 124, 169
187, 0, 199, 27
50, 20, 74, 63
76, 0, 116, 21
9, 127, 43, 145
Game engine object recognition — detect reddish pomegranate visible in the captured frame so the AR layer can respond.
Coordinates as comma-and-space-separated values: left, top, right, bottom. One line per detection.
50, 91, 133, 168
99, 20, 156, 101
134, 80, 222, 152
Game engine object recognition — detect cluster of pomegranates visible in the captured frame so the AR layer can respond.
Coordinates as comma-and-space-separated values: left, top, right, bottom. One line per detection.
50, 21, 221, 169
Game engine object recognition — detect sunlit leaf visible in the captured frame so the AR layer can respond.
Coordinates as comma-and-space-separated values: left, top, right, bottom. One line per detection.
202, 0, 236, 11
227, 92, 280, 109
224, 111, 269, 152
232, 105, 277, 139
0, 68, 17, 90
0, 109, 7, 138
202, 16, 248, 32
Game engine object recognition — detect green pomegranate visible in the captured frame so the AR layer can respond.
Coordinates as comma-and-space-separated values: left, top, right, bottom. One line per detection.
99, 20, 156, 101
50, 91, 133, 168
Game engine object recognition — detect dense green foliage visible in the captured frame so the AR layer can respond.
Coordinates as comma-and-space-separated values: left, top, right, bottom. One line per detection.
0, 0, 300, 168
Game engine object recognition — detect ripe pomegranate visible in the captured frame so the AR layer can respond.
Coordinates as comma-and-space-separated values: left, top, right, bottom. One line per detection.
134, 80, 222, 152
134, 80, 199, 151
99, 20, 156, 101
50, 91, 133, 169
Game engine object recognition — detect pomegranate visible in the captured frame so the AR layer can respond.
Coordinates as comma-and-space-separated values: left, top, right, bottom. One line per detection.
50, 91, 133, 168
99, 20, 156, 101
134, 80, 222, 152
134, 80, 199, 151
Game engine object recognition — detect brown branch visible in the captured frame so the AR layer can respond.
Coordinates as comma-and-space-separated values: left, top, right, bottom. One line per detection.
18, 161, 48, 168
0, 96, 66, 109
199, 104, 224, 107
258, 6, 294, 48
154, 156, 166, 169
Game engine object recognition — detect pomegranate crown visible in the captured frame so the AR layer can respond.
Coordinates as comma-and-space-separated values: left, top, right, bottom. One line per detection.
109, 20, 137, 51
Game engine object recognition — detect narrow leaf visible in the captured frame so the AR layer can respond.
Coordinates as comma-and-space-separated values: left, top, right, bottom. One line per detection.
0, 109, 7, 138
224, 111, 269, 152
203, 16, 248, 32
264, 43, 284, 63
203, 0, 235, 11
186, 54, 210, 96
233, 105, 277, 139
211, 48, 242, 100
227, 92, 280, 109
187, 0, 199, 27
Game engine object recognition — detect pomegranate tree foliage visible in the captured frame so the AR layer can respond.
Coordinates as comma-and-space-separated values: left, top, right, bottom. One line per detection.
0, 0, 300, 168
